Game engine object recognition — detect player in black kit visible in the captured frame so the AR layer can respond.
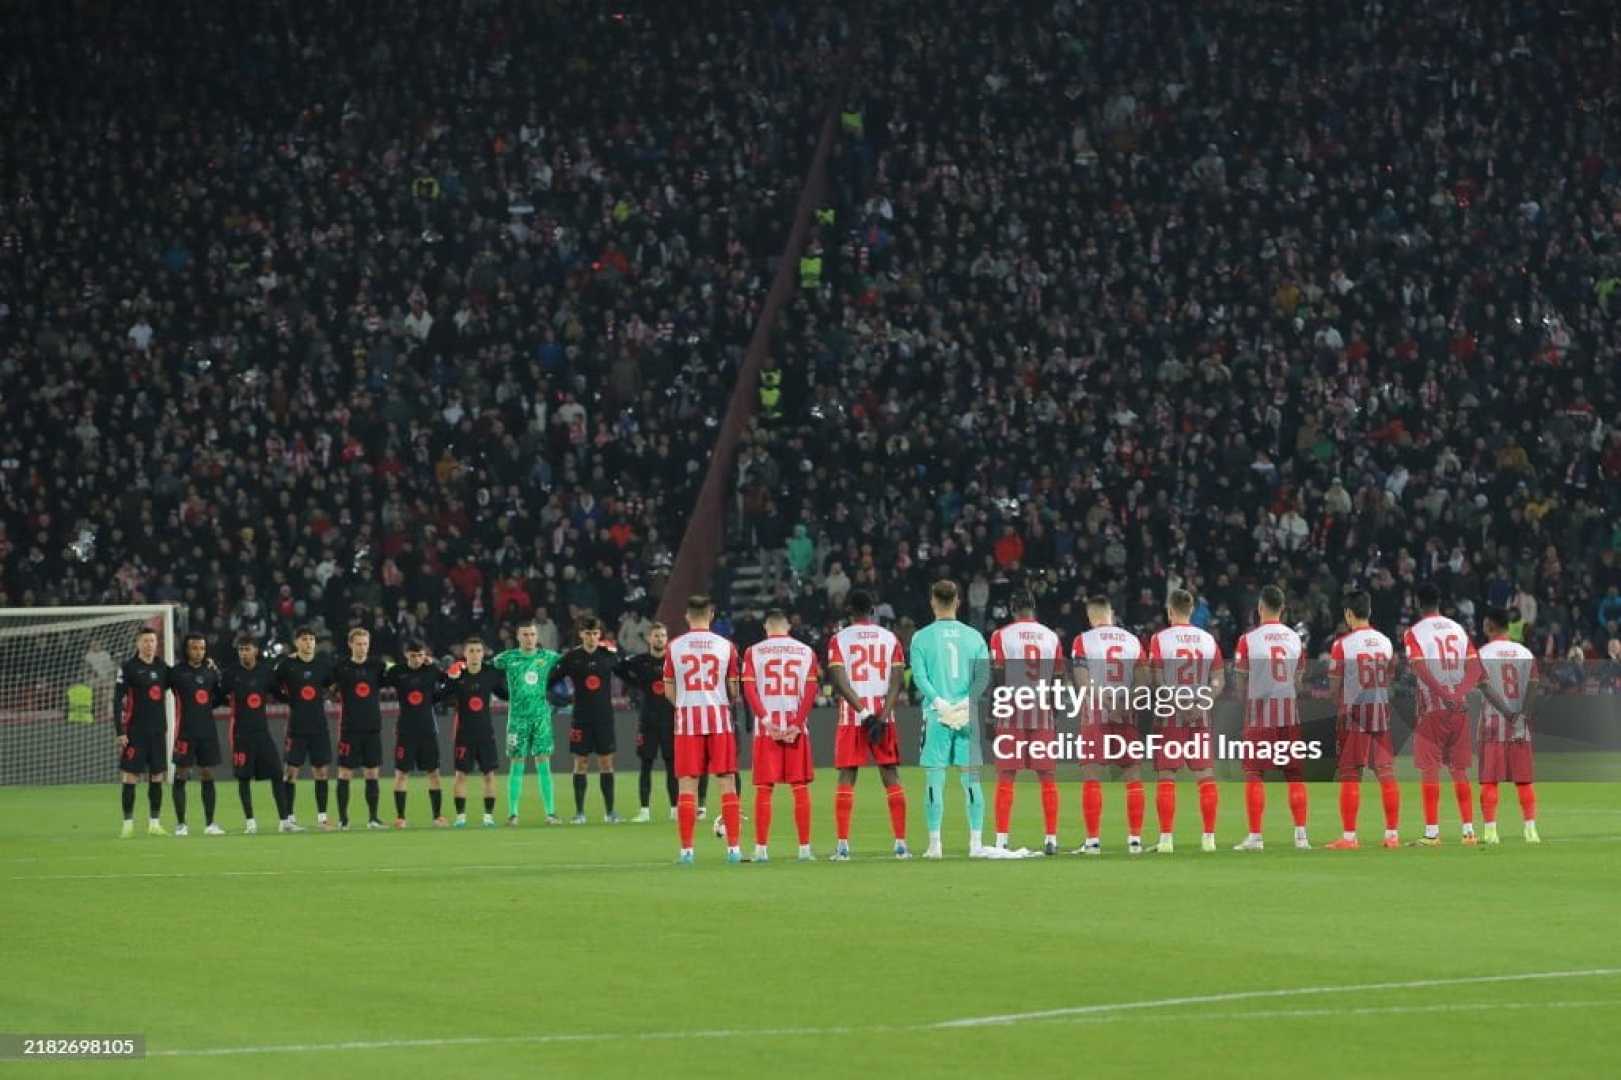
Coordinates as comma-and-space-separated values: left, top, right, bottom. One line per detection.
616, 621, 684, 822
218, 636, 288, 834
445, 636, 508, 827
556, 616, 621, 823
115, 626, 171, 838
383, 640, 449, 827
274, 626, 336, 829
333, 627, 388, 830
169, 633, 225, 836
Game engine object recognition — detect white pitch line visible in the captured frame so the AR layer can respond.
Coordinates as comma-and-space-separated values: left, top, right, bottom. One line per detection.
143, 972, 1621, 1058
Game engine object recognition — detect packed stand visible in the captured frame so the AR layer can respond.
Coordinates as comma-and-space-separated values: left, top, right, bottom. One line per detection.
734, 0, 1621, 676
0, 0, 848, 658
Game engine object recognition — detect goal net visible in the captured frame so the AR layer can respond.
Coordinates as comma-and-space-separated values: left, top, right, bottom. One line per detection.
0, 607, 175, 786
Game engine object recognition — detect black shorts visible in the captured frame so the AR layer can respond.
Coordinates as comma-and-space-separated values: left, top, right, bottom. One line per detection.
635, 716, 674, 764
394, 724, 441, 774
570, 714, 616, 757
172, 731, 222, 769
284, 730, 332, 769
337, 731, 383, 769
232, 732, 282, 781
453, 734, 499, 775
119, 730, 168, 777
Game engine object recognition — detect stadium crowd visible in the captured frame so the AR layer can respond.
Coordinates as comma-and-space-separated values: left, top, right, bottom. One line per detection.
0, 0, 846, 658
736, 0, 1621, 669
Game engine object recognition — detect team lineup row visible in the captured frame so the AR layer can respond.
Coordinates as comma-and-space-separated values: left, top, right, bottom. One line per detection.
109, 579, 1543, 860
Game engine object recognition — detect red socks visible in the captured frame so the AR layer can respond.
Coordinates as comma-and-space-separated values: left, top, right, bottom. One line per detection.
1040, 777, 1059, 836
721, 792, 741, 847
1125, 780, 1145, 836
1287, 781, 1308, 828
1082, 780, 1102, 839
677, 792, 696, 848
1453, 779, 1473, 827
994, 778, 1015, 834
1380, 778, 1401, 830
1421, 780, 1441, 827
1245, 778, 1265, 834
1198, 778, 1218, 834
754, 785, 772, 847
1156, 780, 1176, 834
1339, 779, 1360, 833
1517, 783, 1536, 822
792, 783, 812, 845
1481, 782, 1499, 824
885, 784, 907, 842
834, 784, 854, 841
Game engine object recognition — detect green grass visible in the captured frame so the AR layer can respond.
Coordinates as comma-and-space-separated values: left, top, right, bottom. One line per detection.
3, 772, 1619, 1078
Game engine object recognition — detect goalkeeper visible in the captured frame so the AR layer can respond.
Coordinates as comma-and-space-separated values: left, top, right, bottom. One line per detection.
909, 580, 991, 859
491, 620, 563, 825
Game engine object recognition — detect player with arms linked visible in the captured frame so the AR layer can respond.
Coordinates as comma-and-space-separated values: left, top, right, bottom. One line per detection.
169, 633, 226, 836
333, 627, 387, 830
445, 637, 509, 827
114, 626, 171, 837
616, 621, 684, 823
218, 636, 288, 834
491, 620, 563, 826
555, 616, 621, 823
275, 627, 336, 830
383, 639, 450, 827
665, 595, 743, 864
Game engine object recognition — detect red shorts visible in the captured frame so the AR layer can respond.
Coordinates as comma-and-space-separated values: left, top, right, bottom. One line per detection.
1336, 728, 1396, 779
1079, 722, 1144, 766
834, 722, 900, 769
1414, 711, 1471, 776
990, 726, 1059, 773
1240, 724, 1307, 777
1478, 740, 1534, 784
674, 732, 738, 778
1153, 724, 1213, 772
752, 733, 814, 786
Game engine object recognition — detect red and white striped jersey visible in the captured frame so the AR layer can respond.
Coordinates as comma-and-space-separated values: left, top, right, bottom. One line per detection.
1070, 626, 1143, 725
741, 635, 819, 736
1233, 621, 1303, 728
1477, 637, 1534, 741
1402, 614, 1477, 715
1147, 624, 1223, 727
1330, 627, 1394, 732
826, 621, 903, 726
663, 630, 739, 735
990, 619, 1065, 730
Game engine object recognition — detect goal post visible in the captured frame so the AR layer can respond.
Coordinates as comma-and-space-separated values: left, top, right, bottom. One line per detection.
0, 606, 177, 786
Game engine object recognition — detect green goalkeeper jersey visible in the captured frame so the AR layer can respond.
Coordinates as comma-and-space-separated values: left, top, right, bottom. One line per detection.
491, 648, 562, 726
909, 619, 989, 720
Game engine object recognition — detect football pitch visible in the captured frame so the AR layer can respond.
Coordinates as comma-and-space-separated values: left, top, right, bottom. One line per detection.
3, 773, 1619, 1078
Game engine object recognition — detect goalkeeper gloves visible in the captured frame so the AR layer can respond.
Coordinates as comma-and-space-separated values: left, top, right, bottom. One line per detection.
936, 699, 971, 730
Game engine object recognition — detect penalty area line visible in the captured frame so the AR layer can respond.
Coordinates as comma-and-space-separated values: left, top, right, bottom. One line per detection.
147, 969, 1621, 1057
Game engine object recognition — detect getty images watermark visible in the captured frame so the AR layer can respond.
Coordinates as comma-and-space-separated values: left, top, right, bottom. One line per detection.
986, 682, 1324, 764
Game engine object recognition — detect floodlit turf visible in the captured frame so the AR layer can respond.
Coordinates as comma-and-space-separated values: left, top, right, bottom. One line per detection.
2, 772, 1619, 1078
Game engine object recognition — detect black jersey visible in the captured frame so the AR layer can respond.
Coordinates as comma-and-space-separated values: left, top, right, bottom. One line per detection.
556, 647, 618, 721
333, 657, 386, 734
383, 662, 446, 731
219, 662, 279, 739
615, 651, 675, 726
445, 666, 507, 737
274, 653, 336, 734
170, 661, 223, 737
114, 657, 171, 734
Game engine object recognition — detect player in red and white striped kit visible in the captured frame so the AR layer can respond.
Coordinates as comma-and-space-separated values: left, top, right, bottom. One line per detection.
1402, 582, 1484, 845
1324, 590, 1401, 850
1070, 596, 1147, 854
824, 591, 909, 860
1145, 589, 1224, 853
1231, 585, 1310, 851
663, 595, 743, 864
1476, 607, 1539, 845
741, 611, 821, 862
988, 593, 1065, 856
